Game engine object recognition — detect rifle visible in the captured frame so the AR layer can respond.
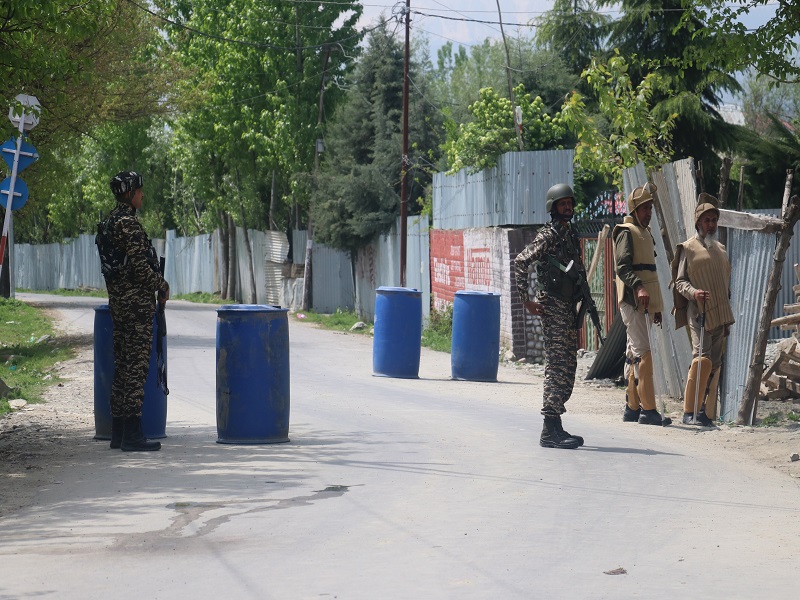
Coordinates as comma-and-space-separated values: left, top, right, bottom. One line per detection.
549, 257, 605, 345
156, 256, 169, 395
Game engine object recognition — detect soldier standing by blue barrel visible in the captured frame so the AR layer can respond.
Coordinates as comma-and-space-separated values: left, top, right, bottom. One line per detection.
96, 171, 169, 451
515, 184, 586, 450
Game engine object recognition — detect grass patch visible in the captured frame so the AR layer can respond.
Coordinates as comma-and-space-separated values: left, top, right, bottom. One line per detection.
292, 304, 455, 353
759, 412, 783, 427
18, 287, 107, 298
787, 412, 800, 423
174, 292, 228, 304
294, 309, 370, 334
421, 304, 452, 353
0, 298, 74, 415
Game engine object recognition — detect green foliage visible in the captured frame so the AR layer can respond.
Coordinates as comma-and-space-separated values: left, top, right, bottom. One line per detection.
561, 52, 676, 188
421, 304, 452, 353
311, 23, 441, 254
759, 412, 782, 427
534, 0, 610, 75
293, 309, 371, 335
0, 298, 73, 413
174, 292, 227, 304
684, 1, 800, 84
787, 412, 800, 423
444, 85, 568, 174
17, 288, 107, 298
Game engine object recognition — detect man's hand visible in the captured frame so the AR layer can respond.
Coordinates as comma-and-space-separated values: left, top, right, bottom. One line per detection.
636, 285, 650, 310
654, 311, 662, 325
524, 300, 543, 316
158, 287, 170, 308
694, 289, 710, 303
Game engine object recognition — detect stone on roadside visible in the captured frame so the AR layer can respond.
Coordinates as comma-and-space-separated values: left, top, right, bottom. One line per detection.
350, 321, 367, 331
790, 453, 799, 462
8, 399, 27, 410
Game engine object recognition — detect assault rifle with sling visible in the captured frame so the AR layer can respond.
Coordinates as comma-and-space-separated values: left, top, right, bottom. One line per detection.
547, 257, 605, 345
156, 256, 169, 395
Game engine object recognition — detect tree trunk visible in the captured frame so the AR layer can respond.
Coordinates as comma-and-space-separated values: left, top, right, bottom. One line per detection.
226, 213, 238, 302
269, 169, 278, 231
235, 168, 258, 305
738, 193, 800, 424
218, 210, 229, 299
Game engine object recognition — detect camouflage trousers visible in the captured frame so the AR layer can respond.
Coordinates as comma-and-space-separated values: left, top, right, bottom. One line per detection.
108, 292, 155, 418
540, 296, 578, 417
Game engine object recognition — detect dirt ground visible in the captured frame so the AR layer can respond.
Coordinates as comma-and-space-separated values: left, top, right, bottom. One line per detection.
2, 323, 800, 519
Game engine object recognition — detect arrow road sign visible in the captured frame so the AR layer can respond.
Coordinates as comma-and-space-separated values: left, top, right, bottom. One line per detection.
0, 176, 29, 210
1, 137, 38, 172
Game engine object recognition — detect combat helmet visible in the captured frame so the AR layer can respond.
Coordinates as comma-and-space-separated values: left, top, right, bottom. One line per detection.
694, 192, 720, 224
627, 182, 657, 214
110, 171, 143, 197
545, 183, 574, 212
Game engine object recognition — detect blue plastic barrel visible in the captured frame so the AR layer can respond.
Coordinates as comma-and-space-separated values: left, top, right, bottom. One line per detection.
451, 291, 501, 382
216, 304, 290, 444
373, 287, 422, 378
93, 304, 168, 440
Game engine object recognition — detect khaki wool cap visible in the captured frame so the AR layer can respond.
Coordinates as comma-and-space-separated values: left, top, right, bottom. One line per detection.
627, 182, 657, 214
695, 192, 720, 223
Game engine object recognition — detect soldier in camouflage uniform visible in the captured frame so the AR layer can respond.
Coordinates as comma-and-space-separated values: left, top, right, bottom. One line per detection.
515, 183, 585, 450
99, 171, 169, 452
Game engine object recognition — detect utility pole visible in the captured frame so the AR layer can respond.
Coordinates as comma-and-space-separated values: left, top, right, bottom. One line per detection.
399, 0, 410, 287
496, 0, 523, 151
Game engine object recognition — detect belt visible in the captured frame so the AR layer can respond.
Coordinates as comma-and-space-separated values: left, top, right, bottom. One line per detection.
632, 264, 656, 271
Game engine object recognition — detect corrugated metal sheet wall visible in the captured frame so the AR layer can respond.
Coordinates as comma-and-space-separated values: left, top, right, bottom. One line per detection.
433, 150, 574, 230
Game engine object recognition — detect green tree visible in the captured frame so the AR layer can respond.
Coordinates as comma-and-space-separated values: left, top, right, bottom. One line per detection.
598, 0, 742, 185
685, 1, 800, 84
443, 85, 568, 174
310, 22, 441, 254
561, 52, 677, 189
534, 0, 610, 75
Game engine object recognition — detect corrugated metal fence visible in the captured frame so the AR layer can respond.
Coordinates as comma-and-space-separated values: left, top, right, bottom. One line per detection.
433, 150, 574, 229
13, 216, 430, 323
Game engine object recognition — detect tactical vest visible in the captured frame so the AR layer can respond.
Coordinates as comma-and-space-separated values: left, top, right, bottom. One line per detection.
613, 217, 663, 313
96, 212, 128, 281
672, 236, 734, 331
535, 222, 581, 302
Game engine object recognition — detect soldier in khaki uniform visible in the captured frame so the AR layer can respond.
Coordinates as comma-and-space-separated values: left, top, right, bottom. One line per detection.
612, 183, 669, 425
671, 194, 734, 425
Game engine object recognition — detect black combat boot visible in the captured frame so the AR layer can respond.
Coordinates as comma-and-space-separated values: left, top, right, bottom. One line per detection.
110, 416, 124, 449
623, 405, 641, 422
555, 415, 584, 446
638, 409, 665, 426
121, 416, 161, 452
696, 410, 714, 426
540, 416, 581, 449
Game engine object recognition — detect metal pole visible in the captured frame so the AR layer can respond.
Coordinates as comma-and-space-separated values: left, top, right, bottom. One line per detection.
0, 109, 26, 292
399, 0, 410, 287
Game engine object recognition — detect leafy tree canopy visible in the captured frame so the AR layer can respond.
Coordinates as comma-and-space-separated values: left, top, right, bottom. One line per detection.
561, 52, 677, 188
443, 85, 568, 174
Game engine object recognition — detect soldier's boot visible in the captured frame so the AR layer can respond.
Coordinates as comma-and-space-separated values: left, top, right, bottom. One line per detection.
623, 360, 641, 422
636, 353, 667, 425
682, 357, 712, 425
540, 416, 581, 450
121, 416, 161, 452
555, 415, 584, 447
110, 416, 124, 449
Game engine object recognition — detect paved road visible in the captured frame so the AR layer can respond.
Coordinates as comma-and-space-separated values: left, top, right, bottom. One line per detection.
1, 295, 798, 599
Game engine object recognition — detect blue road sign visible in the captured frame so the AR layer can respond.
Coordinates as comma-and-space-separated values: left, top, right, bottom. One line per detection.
1, 137, 38, 172
0, 176, 29, 210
